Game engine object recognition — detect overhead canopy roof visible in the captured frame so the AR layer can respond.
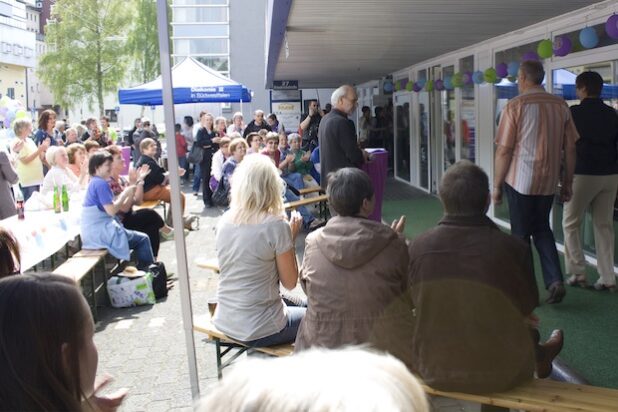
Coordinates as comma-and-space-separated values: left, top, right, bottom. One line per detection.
266, 0, 604, 88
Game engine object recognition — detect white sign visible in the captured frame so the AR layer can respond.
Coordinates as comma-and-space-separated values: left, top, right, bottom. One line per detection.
0, 25, 36, 68
273, 101, 301, 133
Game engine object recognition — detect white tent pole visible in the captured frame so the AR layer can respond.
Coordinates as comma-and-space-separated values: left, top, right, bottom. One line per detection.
155, 0, 200, 400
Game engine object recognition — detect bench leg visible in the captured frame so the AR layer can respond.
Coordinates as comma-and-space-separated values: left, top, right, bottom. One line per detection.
215, 338, 223, 379
90, 268, 98, 321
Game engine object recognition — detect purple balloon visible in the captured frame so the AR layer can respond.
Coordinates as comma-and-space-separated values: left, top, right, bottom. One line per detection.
496, 63, 508, 78
522, 51, 540, 62
435, 79, 444, 91
606, 14, 618, 39
463, 71, 473, 85
553, 35, 572, 57
412, 82, 422, 92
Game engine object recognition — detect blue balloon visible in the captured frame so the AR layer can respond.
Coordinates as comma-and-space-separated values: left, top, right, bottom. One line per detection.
383, 81, 393, 93
417, 78, 426, 88
472, 71, 484, 84
507, 61, 520, 77
580, 27, 599, 49
443, 76, 453, 90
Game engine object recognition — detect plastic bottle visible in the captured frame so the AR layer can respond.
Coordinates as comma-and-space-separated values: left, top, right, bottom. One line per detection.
53, 186, 61, 213
61, 184, 69, 212
15, 189, 25, 220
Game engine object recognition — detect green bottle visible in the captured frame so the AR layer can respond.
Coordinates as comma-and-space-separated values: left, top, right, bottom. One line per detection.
61, 184, 69, 212
53, 186, 61, 213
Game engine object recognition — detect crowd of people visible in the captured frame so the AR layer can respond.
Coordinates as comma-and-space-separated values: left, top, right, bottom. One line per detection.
0, 61, 617, 410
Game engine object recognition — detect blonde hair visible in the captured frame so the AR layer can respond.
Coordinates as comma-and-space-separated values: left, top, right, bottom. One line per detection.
229, 137, 248, 154
139, 137, 156, 153
45, 145, 67, 166
265, 131, 279, 143
13, 118, 32, 137
199, 348, 429, 412
229, 154, 284, 224
66, 143, 86, 164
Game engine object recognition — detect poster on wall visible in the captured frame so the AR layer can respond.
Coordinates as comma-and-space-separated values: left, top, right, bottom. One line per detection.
272, 101, 301, 133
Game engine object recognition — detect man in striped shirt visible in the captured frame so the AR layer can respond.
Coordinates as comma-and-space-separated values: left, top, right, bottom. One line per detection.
493, 60, 579, 304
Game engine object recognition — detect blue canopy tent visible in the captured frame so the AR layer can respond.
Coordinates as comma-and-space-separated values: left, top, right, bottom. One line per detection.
118, 57, 251, 105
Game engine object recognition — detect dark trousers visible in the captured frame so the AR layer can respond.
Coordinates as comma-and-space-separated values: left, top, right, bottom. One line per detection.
504, 184, 563, 289
201, 152, 213, 206
123, 209, 165, 257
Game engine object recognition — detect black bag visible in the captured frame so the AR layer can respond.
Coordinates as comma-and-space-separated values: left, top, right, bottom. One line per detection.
212, 175, 230, 207
187, 144, 204, 164
148, 262, 168, 299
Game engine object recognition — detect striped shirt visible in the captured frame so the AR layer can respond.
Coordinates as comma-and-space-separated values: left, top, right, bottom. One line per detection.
495, 87, 579, 195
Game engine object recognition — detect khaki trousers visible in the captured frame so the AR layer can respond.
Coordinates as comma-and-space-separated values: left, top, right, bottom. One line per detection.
563, 174, 618, 285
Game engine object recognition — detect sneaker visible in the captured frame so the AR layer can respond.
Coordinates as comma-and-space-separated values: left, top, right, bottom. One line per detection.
545, 282, 566, 304
592, 280, 617, 293
160, 229, 174, 241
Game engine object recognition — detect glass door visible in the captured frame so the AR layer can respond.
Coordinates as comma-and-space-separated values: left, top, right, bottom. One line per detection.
394, 93, 411, 182
418, 91, 430, 190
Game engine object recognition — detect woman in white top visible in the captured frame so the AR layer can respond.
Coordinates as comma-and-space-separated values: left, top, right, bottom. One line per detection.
41, 146, 88, 198
209, 136, 231, 192
213, 154, 305, 346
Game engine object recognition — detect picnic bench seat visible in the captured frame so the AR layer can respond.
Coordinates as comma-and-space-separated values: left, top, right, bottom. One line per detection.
284, 193, 329, 219
133, 199, 167, 216
298, 186, 323, 196
193, 314, 293, 379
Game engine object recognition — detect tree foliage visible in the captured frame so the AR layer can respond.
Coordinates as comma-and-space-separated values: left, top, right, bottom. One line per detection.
38, 0, 131, 115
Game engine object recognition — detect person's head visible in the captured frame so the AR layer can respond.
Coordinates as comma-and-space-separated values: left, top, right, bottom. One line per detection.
246, 132, 261, 151
575, 71, 603, 99
215, 116, 227, 131
85, 117, 97, 131
46, 146, 70, 169
100, 116, 110, 129
228, 131, 242, 140
183, 115, 194, 128
518, 60, 545, 93
199, 348, 429, 412
323, 103, 332, 113
13, 118, 33, 139
74, 123, 87, 138
38, 109, 57, 131
362, 105, 371, 118
308, 100, 319, 114
139, 137, 157, 157
331, 85, 358, 115
229, 137, 248, 162
0, 228, 20, 278
254, 109, 265, 124
267, 113, 278, 127
229, 154, 284, 224
55, 120, 66, 132
88, 149, 113, 177
105, 145, 123, 177
141, 117, 151, 130
232, 111, 243, 127
174, 123, 181, 134
219, 137, 232, 157
67, 143, 87, 166
65, 127, 78, 143
439, 160, 490, 217
327, 168, 374, 217
201, 112, 214, 129
0, 273, 98, 411
264, 132, 279, 154
288, 133, 302, 152
134, 117, 142, 128
83, 140, 101, 155
278, 131, 288, 148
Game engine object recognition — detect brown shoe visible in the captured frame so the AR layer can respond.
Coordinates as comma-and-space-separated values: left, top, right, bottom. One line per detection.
546, 282, 566, 304
536, 329, 564, 378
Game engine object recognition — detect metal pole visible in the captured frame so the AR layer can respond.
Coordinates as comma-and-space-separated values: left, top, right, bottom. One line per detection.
155, 0, 200, 400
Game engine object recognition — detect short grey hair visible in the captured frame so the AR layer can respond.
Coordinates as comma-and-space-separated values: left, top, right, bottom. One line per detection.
65, 127, 78, 140
13, 118, 33, 137
331, 85, 353, 106
55, 120, 65, 130
327, 168, 374, 216
439, 160, 489, 217
198, 348, 429, 412
232, 111, 243, 120
288, 132, 301, 143
254, 109, 264, 116
45, 146, 67, 167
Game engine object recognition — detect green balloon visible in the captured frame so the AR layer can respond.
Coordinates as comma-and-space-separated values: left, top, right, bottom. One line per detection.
425, 80, 434, 92
15, 109, 28, 119
394, 81, 401, 91
405, 81, 413, 92
537, 39, 553, 59
452, 72, 463, 88
484, 68, 497, 84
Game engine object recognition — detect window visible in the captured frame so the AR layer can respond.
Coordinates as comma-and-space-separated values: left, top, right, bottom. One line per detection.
173, 24, 228, 37
6, 88, 14, 99
174, 0, 227, 5
174, 38, 228, 55
195, 56, 228, 71
174, 6, 227, 22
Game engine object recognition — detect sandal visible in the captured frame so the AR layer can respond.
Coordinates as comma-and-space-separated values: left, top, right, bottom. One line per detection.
566, 274, 587, 288
593, 281, 617, 293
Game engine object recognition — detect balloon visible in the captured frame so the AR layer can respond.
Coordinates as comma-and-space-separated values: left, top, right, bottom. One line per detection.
579, 27, 599, 49
484, 68, 498, 83
553, 35, 572, 57
405, 81, 413, 92
6, 108, 16, 120
606, 14, 618, 39
452, 72, 464, 88
462, 71, 473, 85
443, 76, 453, 90
537, 39, 553, 59
496, 63, 508, 78
522, 51, 540, 62
383, 81, 394, 93
417, 78, 426, 88
15, 109, 27, 119
472, 71, 485, 84
435, 79, 444, 91
0, 96, 9, 108
0, 106, 7, 116
394, 81, 401, 91
3, 118, 9, 128
507, 61, 520, 77
425, 80, 434, 92
412, 82, 422, 92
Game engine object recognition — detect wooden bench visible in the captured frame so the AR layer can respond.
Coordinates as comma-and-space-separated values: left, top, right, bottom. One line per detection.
195, 257, 220, 274
133, 200, 167, 216
422, 380, 618, 411
298, 186, 323, 196
284, 193, 329, 219
193, 314, 293, 379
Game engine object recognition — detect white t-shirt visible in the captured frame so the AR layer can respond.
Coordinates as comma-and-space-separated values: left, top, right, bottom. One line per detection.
211, 150, 225, 181
213, 212, 292, 341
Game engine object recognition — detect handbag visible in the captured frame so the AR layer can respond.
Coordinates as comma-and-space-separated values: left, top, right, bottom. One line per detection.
212, 175, 230, 207
187, 144, 204, 164
106, 271, 156, 308
148, 262, 169, 299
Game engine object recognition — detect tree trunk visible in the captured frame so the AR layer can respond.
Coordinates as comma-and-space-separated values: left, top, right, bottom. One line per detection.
96, 38, 104, 116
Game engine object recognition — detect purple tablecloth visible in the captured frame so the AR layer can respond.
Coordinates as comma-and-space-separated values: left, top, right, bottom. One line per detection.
362, 149, 388, 222
121, 146, 131, 175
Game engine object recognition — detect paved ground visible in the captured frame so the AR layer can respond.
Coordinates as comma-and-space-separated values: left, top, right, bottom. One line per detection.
92, 181, 484, 411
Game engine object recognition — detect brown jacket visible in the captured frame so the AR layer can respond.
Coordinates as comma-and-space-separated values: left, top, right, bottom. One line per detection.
408, 215, 538, 393
295, 216, 415, 367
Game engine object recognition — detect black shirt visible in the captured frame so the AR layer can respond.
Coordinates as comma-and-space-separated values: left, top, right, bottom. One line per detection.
136, 155, 165, 192
300, 112, 322, 145
242, 120, 271, 138
570, 98, 618, 175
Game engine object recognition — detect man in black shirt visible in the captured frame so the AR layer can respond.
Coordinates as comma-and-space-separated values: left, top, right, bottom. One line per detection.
242, 109, 271, 138
563, 71, 618, 292
300, 100, 322, 151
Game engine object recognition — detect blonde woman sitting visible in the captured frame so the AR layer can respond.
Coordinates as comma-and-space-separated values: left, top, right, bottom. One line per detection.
214, 154, 305, 347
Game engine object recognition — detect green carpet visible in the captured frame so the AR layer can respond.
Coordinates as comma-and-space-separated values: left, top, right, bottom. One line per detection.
383, 197, 618, 389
